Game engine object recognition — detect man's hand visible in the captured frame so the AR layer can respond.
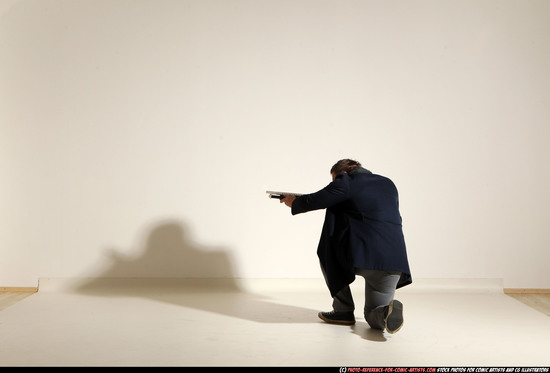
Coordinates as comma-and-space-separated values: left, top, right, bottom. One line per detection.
280, 194, 296, 208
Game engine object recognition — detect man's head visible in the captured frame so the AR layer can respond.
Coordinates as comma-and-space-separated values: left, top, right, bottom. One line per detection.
330, 159, 361, 180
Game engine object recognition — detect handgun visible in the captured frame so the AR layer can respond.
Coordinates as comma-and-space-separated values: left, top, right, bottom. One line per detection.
266, 191, 303, 200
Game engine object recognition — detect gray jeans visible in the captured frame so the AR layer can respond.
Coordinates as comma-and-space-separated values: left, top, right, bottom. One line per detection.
331, 268, 401, 329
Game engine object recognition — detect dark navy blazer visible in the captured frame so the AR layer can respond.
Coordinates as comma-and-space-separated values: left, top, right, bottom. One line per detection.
291, 168, 412, 297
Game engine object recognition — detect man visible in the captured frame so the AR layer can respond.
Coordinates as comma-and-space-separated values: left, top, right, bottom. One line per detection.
280, 159, 411, 333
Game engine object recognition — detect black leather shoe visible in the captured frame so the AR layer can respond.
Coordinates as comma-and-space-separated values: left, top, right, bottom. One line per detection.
318, 310, 356, 325
385, 300, 404, 334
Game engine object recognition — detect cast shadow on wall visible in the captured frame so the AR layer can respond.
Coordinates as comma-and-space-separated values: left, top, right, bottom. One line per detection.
74, 219, 317, 324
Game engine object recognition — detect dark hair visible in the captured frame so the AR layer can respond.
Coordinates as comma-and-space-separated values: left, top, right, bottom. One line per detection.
330, 159, 362, 175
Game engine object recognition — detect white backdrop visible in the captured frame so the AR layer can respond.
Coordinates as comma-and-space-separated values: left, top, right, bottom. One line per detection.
1, 0, 549, 288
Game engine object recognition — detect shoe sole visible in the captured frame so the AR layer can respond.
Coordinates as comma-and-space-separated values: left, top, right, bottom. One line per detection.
318, 312, 356, 325
385, 300, 404, 334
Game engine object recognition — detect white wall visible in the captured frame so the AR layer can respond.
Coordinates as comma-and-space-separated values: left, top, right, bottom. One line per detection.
1, 0, 549, 288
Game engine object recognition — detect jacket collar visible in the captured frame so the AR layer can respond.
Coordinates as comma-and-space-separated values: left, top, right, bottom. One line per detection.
349, 166, 372, 175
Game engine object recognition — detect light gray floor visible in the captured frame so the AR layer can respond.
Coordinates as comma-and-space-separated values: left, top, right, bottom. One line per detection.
1, 278, 549, 367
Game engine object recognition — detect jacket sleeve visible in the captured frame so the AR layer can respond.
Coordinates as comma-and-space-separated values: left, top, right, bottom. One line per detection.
291, 173, 351, 215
